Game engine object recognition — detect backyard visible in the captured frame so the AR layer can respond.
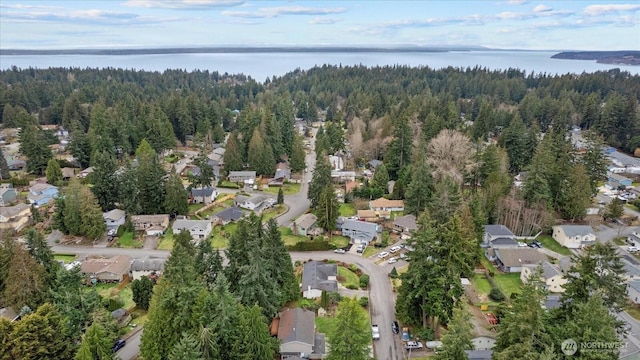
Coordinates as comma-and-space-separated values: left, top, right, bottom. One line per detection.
279, 227, 308, 246
536, 235, 572, 256
492, 273, 523, 298
338, 203, 357, 217
263, 183, 301, 195
211, 222, 238, 248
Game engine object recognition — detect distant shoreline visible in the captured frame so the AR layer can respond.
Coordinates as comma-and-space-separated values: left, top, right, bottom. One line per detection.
551, 51, 640, 66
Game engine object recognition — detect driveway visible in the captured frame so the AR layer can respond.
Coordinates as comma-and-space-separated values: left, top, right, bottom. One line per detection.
115, 327, 143, 360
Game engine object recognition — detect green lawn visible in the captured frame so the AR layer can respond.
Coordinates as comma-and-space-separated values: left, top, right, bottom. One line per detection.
613, 237, 627, 246
263, 183, 302, 195
262, 205, 286, 222
315, 316, 336, 335
471, 274, 492, 296
188, 203, 204, 214
96, 283, 119, 297
338, 203, 357, 217
493, 273, 522, 297
279, 227, 308, 246
363, 246, 378, 258
200, 205, 225, 218
329, 235, 350, 248
218, 181, 240, 189
164, 154, 180, 163
338, 266, 360, 288
116, 232, 143, 248
157, 228, 175, 250
210, 222, 238, 249
626, 204, 640, 212
119, 286, 135, 310
480, 255, 497, 273
54, 254, 76, 264
625, 305, 640, 321
536, 235, 572, 256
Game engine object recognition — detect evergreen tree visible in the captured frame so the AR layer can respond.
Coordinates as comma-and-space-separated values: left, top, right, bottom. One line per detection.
603, 198, 624, 220
2, 240, 45, 310
405, 143, 434, 216
194, 239, 223, 289
371, 162, 389, 194
87, 102, 115, 163
290, 133, 307, 173
0, 147, 10, 180
326, 297, 371, 360
131, 276, 154, 310
428, 176, 462, 224
189, 152, 216, 202
164, 169, 189, 216
386, 116, 413, 180
308, 153, 332, 208
91, 150, 119, 211
169, 333, 204, 360
247, 128, 275, 176
19, 123, 53, 175
56, 181, 106, 240
436, 301, 474, 360
0, 318, 13, 360
136, 139, 166, 214
46, 158, 62, 185
277, 187, 284, 205
74, 322, 113, 360
223, 132, 244, 172
314, 127, 331, 156
581, 132, 608, 196
117, 163, 142, 215
69, 126, 92, 170
557, 163, 591, 221
316, 185, 340, 233
500, 114, 530, 173
26, 228, 57, 287
9, 303, 76, 360
237, 249, 281, 319
233, 305, 279, 360
263, 219, 298, 303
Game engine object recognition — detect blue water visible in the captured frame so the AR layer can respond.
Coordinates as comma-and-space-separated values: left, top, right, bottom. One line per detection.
1, 51, 637, 81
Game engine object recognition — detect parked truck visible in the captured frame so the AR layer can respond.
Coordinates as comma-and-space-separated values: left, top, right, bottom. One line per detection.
372, 325, 380, 340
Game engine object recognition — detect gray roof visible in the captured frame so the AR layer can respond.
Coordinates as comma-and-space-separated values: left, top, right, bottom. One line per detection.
491, 237, 519, 246
111, 308, 127, 320
30, 183, 57, 194
278, 308, 315, 346
0, 307, 18, 321
213, 207, 244, 222
191, 187, 216, 197
465, 350, 493, 360
0, 203, 29, 218
484, 224, 515, 237
228, 171, 256, 178
369, 159, 383, 168
130, 258, 165, 272
213, 147, 226, 156
394, 214, 418, 231
172, 219, 210, 232
341, 219, 378, 235
544, 295, 562, 310
541, 261, 561, 279
494, 248, 548, 267
302, 261, 338, 293
246, 194, 268, 205
555, 225, 595, 238
314, 333, 326, 355
608, 172, 632, 182
296, 213, 317, 229
274, 168, 291, 180
103, 209, 125, 222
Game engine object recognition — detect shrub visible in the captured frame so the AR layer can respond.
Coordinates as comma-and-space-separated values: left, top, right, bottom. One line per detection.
416, 327, 435, 341
358, 297, 369, 307
103, 296, 123, 312
286, 239, 333, 251
346, 284, 359, 290
389, 267, 398, 279
359, 274, 370, 289
349, 264, 358, 273
489, 287, 505, 302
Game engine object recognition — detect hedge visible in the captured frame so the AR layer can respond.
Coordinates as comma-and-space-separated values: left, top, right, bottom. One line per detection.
286, 240, 333, 251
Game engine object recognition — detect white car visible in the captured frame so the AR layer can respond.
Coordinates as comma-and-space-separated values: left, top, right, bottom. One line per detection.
334, 248, 346, 254
388, 257, 398, 264
405, 341, 423, 350
389, 246, 402, 253
378, 251, 390, 259
629, 246, 640, 253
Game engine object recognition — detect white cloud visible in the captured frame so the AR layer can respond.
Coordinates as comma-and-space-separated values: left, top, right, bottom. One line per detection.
222, 6, 347, 18
123, 0, 245, 9
583, 4, 640, 16
309, 17, 339, 25
533, 4, 552, 13
0, 7, 180, 25
506, 0, 528, 5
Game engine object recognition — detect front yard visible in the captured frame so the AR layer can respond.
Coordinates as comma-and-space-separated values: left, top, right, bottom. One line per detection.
157, 228, 175, 250
54, 254, 77, 264
536, 235, 572, 256
279, 227, 308, 246
263, 183, 301, 195
261, 204, 287, 222
337, 266, 360, 289
115, 232, 143, 248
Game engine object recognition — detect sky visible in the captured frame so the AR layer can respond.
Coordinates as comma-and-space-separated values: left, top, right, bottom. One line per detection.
0, 0, 639, 50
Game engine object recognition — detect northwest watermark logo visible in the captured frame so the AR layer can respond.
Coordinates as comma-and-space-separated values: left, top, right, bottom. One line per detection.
561, 338, 627, 356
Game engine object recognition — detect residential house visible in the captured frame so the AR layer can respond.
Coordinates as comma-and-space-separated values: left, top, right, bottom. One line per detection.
520, 260, 567, 293
607, 172, 633, 189
552, 225, 596, 249
78, 167, 94, 178
302, 261, 338, 299
357, 209, 390, 223
269, 168, 292, 186
292, 213, 317, 236
235, 194, 268, 211
60, 167, 75, 181
228, 171, 257, 184
80, 255, 131, 283
368, 159, 383, 170
482, 224, 518, 248
0, 203, 31, 231
492, 248, 547, 273
471, 336, 496, 351
190, 187, 218, 204
103, 209, 126, 229
393, 214, 418, 239
131, 214, 170, 236
544, 295, 562, 310
339, 219, 379, 244
628, 281, 640, 305
7, 159, 25, 170
369, 198, 404, 212
172, 219, 213, 241
211, 207, 245, 226
130, 258, 165, 281
328, 155, 344, 171
210, 147, 225, 166
465, 350, 493, 360
0, 307, 19, 322
27, 183, 59, 207
277, 308, 326, 360
0, 185, 17, 206
330, 171, 356, 183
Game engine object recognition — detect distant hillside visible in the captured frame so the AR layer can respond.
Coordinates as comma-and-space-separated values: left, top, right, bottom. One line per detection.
552, 51, 640, 66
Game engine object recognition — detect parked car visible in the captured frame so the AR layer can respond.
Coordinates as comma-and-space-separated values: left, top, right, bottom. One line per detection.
378, 251, 390, 259
401, 327, 410, 341
334, 248, 346, 254
372, 325, 380, 340
628, 246, 640, 253
390, 246, 402, 253
388, 257, 398, 264
356, 245, 365, 254
112, 339, 126, 352
392, 321, 400, 334
107, 228, 117, 236
405, 341, 423, 350
532, 240, 543, 248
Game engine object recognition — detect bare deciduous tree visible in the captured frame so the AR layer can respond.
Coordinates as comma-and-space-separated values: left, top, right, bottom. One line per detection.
427, 129, 476, 186
495, 190, 554, 236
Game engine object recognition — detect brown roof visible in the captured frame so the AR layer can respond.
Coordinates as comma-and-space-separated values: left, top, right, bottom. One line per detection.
80, 255, 131, 276
132, 214, 169, 226
495, 248, 547, 267
345, 181, 360, 193
369, 198, 404, 209
61, 167, 75, 178
277, 308, 315, 345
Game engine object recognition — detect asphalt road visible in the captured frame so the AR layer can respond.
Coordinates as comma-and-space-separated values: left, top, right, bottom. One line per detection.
116, 328, 142, 360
